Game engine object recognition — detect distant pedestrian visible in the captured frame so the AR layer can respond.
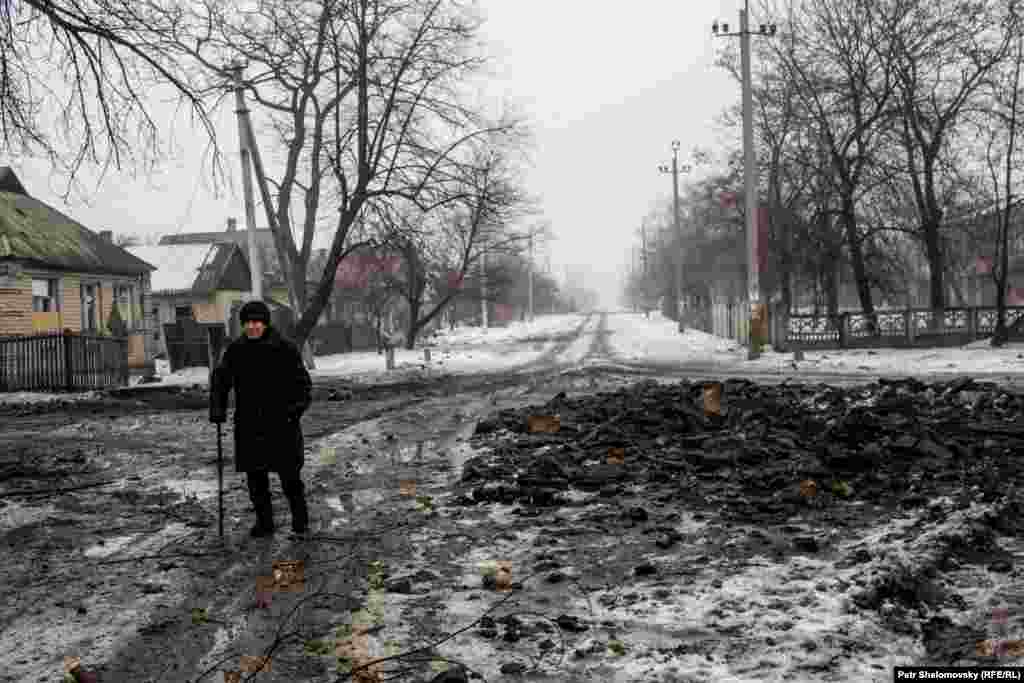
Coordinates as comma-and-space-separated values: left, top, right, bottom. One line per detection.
209, 300, 313, 538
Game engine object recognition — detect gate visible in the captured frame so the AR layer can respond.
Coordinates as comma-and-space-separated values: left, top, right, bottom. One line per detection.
162, 318, 226, 373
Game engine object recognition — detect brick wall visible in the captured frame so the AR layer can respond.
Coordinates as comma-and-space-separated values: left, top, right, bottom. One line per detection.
61, 272, 82, 332
0, 276, 33, 336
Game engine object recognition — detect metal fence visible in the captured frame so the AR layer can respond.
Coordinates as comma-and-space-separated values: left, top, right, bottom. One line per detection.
786, 305, 1024, 348
689, 302, 1024, 350
0, 329, 129, 392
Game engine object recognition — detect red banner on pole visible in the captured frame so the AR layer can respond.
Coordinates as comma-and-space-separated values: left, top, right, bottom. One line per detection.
379, 256, 403, 275
335, 254, 374, 288
447, 271, 464, 290
335, 254, 404, 288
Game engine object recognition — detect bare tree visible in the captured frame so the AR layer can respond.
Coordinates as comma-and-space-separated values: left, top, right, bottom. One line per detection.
770, 0, 898, 332
981, 6, 1024, 346
159, 0, 525, 365
878, 0, 1014, 317
0, 1, 217, 194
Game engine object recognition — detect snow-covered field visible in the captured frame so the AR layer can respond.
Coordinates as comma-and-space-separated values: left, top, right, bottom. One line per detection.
3, 311, 1023, 407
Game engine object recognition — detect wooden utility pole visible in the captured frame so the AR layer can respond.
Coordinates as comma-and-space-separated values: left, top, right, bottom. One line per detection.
528, 232, 535, 322
481, 242, 488, 330
712, 2, 777, 357
658, 142, 688, 322
230, 64, 262, 301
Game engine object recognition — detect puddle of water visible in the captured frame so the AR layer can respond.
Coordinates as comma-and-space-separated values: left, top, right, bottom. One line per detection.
83, 534, 139, 559
163, 477, 219, 502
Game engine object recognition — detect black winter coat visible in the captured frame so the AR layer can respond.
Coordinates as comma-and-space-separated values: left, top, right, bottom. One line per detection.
209, 326, 312, 473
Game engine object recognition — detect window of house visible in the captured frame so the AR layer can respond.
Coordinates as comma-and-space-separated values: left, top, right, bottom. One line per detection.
115, 283, 134, 326
81, 283, 97, 331
32, 278, 59, 312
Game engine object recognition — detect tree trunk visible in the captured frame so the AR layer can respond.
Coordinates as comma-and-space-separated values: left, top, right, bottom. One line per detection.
994, 280, 1009, 345
405, 296, 421, 350
922, 217, 946, 332
824, 253, 839, 318
842, 198, 877, 333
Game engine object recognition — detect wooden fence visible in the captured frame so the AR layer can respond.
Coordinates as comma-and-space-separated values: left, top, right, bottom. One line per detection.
0, 330, 129, 393
689, 302, 1024, 350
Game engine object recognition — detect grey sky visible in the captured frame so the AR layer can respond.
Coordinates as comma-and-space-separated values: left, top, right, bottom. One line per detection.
12, 1, 749, 310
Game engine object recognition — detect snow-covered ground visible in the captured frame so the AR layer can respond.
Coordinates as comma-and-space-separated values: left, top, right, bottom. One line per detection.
3, 311, 1023, 406
605, 311, 1024, 375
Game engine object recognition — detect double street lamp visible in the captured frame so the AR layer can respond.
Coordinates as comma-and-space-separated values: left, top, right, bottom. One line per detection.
712, 1, 777, 359
658, 140, 691, 324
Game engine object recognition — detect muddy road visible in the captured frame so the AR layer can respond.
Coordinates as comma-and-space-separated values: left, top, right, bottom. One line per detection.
2, 312, 1023, 682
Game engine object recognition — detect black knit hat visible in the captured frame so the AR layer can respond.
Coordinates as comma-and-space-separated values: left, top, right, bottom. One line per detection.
239, 300, 271, 325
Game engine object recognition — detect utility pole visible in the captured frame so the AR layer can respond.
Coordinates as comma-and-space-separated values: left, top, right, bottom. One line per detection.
641, 222, 648, 276
713, 3, 776, 359
230, 63, 262, 301
640, 221, 650, 317
481, 241, 488, 330
528, 232, 535, 322
659, 141, 690, 325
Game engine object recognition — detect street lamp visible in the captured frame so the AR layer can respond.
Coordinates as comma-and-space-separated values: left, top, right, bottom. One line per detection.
658, 140, 692, 326
713, 1, 777, 359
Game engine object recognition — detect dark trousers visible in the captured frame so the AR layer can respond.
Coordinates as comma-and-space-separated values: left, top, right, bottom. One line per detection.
246, 468, 308, 530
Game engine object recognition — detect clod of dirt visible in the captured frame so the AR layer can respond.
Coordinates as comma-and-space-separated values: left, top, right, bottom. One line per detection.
498, 661, 527, 675
429, 665, 469, 683
988, 559, 1013, 573
555, 614, 589, 633
793, 535, 820, 553
634, 562, 657, 576
385, 577, 414, 594
623, 506, 648, 522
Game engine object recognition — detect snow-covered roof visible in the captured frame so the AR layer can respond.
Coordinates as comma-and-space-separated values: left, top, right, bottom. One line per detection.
126, 244, 216, 294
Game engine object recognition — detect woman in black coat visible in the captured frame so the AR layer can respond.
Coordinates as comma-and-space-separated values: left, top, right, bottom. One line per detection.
209, 300, 313, 537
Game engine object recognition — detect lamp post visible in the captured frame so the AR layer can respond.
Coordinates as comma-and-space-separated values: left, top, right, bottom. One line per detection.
712, 2, 776, 359
658, 141, 691, 325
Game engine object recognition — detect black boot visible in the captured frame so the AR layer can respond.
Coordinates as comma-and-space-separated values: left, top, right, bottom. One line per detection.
250, 520, 275, 538
250, 498, 275, 537
247, 471, 276, 538
281, 472, 309, 534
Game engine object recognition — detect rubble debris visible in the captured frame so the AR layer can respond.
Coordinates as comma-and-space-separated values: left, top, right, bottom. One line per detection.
458, 377, 1024, 522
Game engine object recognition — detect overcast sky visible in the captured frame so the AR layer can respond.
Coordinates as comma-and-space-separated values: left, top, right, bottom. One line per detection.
12, 0, 751, 310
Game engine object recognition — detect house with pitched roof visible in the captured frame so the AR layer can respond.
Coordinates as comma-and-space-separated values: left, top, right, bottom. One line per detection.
0, 166, 157, 368
124, 240, 257, 363
156, 218, 335, 322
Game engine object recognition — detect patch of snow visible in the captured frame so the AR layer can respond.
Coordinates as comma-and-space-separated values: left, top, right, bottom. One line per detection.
82, 534, 140, 559
0, 389, 105, 405
0, 500, 57, 530
163, 477, 220, 502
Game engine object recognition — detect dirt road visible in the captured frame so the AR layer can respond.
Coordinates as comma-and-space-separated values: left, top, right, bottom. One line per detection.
2, 313, 1022, 682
